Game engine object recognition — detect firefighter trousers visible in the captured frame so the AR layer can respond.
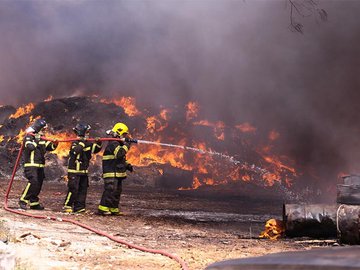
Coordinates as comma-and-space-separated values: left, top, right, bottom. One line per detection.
64, 174, 89, 212
99, 177, 124, 213
20, 167, 45, 206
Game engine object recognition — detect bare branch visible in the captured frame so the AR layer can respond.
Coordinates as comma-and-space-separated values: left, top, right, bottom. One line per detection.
287, 0, 327, 33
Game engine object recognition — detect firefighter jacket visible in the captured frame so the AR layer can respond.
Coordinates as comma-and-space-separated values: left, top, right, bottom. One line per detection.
23, 133, 57, 168
67, 140, 102, 175
102, 140, 130, 179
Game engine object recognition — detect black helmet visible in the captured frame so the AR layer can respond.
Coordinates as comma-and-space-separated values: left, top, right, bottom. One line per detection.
31, 119, 47, 133
73, 123, 91, 137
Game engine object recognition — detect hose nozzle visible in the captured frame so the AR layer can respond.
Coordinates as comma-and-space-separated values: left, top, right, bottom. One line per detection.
125, 138, 138, 144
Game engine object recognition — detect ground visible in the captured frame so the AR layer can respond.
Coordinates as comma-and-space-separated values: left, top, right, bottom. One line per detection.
0, 180, 337, 270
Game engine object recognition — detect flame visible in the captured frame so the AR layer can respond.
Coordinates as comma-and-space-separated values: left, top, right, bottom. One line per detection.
194, 120, 225, 141
5, 96, 299, 191
44, 131, 73, 159
127, 142, 193, 170
29, 115, 41, 123
0, 135, 4, 143
186, 101, 199, 121
198, 166, 208, 174
192, 176, 201, 189
146, 116, 169, 133
229, 167, 242, 181
44, 95, 53, 102
146, 110, 170, 134
204, 178, 215, 185
242, 174, 251, 182
269, 130, 280, 141
259, 219, 285, 240
101, 97, 141, 116
159, 109, 170, 121
10, 103, 35, 119
256, 144, 297, 186
235, 122, 256, 133
262, 155, 296, 174
16, 129, 26, 144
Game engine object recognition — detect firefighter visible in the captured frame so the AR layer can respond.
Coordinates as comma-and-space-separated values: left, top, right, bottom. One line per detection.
98, 123, 134, 216
19, 119, 58, 210
63, 123, 102, 213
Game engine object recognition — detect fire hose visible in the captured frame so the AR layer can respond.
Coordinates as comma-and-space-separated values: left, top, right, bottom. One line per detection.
4, 135, 189, 270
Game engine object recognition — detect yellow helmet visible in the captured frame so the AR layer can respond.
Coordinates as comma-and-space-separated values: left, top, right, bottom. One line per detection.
111, 123, 129, 136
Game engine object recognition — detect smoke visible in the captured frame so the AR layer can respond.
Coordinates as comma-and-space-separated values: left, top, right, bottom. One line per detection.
1, 0, 360, 191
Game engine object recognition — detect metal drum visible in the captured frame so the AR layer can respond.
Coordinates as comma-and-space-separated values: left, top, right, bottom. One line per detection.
283, 204, 337, 238
337, 204, 360, 245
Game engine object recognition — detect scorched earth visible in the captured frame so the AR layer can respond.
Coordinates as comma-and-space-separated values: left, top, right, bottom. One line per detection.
0, 180, 336, 270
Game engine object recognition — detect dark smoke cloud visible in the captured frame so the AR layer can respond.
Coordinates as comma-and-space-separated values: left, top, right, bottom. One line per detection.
1, 0, 360, 191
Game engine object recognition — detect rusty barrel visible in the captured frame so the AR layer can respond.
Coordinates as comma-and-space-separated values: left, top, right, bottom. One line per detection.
283, 204, 337, 238
341, 174, 360, 185
337, 204, 360, 245
337, 185, 360, 205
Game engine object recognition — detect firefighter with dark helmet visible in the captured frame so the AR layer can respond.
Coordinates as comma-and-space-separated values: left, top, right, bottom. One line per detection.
63, 123, 102, 213
19, 119, 58, 210
98, 123, 134, 215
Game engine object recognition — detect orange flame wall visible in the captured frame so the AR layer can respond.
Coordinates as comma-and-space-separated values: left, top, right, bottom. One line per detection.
11, 97, 298, 190
10, 103, 35, 119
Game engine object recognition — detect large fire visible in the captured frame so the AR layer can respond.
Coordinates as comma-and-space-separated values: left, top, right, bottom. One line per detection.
100, 97, 297, 189
125, 98, 297, 189
186, 101, 199, 121
7, 96, 297, 190
100, 97, 141, 117
235, 122, 257, 133
16, 129, 26, 144
10, 103, 35, 119
44, 132, 73, 159
193, 120, 225, 141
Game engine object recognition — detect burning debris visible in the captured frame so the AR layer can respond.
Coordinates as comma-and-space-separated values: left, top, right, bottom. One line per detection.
259, 218, 285, 240
0, 96, 299, 197
260, 174, 360, 244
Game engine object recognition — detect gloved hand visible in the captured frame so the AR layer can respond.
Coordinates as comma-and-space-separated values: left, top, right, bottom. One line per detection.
119, 138, 125, 146
34, 133, 41, 142
53, 139, 59, 147
95, 137, 101, 144
126, 163, 134, 172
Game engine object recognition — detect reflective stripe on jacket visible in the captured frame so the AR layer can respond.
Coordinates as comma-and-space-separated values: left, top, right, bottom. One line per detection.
67, 140, 102, 175
102, 140, 130, 179
23, 134, 57, 167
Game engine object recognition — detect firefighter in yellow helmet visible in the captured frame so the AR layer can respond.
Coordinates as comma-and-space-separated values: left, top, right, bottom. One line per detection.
98, 123, 134, 215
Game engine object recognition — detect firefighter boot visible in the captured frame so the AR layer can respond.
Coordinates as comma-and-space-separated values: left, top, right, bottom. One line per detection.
74, 208, 86, 214
98, 210, 111, 216
19, 200, 27, 210
30, 204, 45, 210
63, 206, 73, 213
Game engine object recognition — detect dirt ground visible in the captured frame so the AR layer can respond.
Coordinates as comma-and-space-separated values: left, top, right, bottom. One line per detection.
0, 179, 337, 270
